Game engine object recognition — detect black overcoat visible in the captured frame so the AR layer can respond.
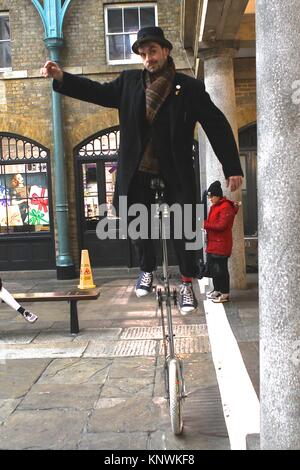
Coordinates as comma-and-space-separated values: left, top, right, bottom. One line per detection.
53, 70, 243, 205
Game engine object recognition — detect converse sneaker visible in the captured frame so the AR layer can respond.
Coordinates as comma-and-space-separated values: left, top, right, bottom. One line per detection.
135, 271, 153, 297
206, 290, 221, 299
21, 310, 38, 323
212, 294, 229, 303
179, 282, 198, 315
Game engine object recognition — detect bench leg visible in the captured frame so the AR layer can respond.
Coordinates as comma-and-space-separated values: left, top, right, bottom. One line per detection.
70, 300, 79, 334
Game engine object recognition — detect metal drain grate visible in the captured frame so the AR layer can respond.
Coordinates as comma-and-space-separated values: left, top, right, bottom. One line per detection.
121, 324, 208, 340
114, 340, 157, 357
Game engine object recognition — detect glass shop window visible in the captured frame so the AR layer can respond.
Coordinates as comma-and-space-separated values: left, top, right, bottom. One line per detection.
0, 136, 50, 235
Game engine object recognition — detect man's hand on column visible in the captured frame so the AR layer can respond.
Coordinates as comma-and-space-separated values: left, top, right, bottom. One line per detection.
40, 60, 63, 81
226, 176, 243, 192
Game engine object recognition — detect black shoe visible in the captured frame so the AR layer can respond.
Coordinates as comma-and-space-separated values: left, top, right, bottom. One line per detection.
179, 282, 198, 315
135, 272, 153, 297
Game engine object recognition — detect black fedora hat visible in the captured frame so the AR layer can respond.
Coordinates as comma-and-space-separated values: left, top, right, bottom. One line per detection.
132, 26, 173, 54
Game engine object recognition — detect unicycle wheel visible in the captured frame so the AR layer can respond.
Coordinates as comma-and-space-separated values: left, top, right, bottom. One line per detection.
168, 358, 183, 435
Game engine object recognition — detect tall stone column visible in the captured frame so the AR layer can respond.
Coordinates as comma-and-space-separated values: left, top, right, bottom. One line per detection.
199, 46, 246, 289
256, 0, 300, 449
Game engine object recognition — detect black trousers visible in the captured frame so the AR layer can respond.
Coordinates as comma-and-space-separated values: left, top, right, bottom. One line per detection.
127, 172, 197, 277
207, 253, 230, 294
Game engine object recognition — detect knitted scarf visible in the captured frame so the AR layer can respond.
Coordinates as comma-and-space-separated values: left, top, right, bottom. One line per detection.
139, 56, 176, 174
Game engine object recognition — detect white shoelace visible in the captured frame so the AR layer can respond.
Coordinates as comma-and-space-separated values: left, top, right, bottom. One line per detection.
140, 272, 152, 287
180, 284, 194, 304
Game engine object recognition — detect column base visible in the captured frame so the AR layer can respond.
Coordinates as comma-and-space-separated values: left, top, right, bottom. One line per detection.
56, 264, 77, 280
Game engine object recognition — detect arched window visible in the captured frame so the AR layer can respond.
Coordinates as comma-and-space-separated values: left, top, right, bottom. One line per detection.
75, 126, 119, 227
0, 133, 51, 235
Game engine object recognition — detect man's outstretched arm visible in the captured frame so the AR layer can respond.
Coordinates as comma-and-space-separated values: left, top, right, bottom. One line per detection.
40, 60, 123, 109
192, 80, 244, 192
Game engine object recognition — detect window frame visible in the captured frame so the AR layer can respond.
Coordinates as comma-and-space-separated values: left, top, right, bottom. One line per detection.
0, 133, 52, 237
104, 2, 158, 65
0, 11, 12, 71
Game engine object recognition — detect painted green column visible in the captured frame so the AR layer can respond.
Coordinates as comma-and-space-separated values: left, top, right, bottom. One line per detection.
46, 37, 75, 279
32, 0, 75, 279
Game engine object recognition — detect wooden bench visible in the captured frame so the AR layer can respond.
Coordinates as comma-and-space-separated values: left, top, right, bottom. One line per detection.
14, 288, 100, 334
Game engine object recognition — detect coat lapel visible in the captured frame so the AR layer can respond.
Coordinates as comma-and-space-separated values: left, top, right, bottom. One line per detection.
133, 74, 146, 144
169, 74, 184, 141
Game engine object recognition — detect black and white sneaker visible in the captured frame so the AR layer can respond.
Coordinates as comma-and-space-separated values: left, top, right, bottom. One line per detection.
179, 282, 198, 315
135, 271, 153, 297
21, 310, 38, 323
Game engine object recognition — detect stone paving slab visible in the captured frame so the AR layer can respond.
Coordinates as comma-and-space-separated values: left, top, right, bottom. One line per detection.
95, 397, 126, 409
18, 383, 101, 411
100, 377, 154, 398
0, 399, 21, 424
88, 396, 170, 433
32, 331, 75, 343
108, 357, 156, 379
73, 328, 122, 342
0, 359, 51, 399
0, 321, 55, 332
0, 331, 38, 344
78, 432, 149, 450
0, 409, 89, 450
37, 358, 111, 385
82, 340, 118, 357
0, 342, 89, 360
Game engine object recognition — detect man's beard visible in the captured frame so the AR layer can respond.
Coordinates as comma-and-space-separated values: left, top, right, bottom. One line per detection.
146, 59, 168, 75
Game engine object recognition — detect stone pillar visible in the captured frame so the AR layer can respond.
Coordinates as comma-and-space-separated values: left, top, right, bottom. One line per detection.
199, 46, 246, 289
256, 0, 300, 449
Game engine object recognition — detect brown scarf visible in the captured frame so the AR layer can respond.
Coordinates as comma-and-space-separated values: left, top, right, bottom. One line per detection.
139, 56, 176, 174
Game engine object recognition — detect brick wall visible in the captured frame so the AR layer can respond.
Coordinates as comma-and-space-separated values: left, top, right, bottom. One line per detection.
0, 0, 189, 267
235, 79, 257, 130
0, 0, 257, 269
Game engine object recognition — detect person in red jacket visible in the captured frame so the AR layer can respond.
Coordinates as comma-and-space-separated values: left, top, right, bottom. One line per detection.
203, 181, 239, 303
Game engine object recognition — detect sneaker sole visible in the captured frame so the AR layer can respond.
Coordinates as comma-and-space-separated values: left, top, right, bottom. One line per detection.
135, 289, 151, 298
179, 306, 198, 315
26, 317, 38, 323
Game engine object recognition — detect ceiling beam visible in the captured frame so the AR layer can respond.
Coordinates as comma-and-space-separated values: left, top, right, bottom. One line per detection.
181, 0, 201, 49
200, 0, 249, 42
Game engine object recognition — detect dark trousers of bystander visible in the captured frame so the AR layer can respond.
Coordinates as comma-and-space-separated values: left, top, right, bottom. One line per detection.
206, 253, 230, 294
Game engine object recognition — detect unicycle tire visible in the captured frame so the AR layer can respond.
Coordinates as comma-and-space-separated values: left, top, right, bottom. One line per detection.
168, 358, 183, 435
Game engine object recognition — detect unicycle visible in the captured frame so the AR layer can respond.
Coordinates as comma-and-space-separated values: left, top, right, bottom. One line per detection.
151, 178, 186, 435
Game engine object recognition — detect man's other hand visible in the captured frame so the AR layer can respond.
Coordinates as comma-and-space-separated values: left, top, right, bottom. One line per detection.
226, 176, 243, 192
40, 61, 63, 81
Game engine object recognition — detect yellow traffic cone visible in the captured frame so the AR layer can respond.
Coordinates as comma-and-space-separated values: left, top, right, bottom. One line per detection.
78, 249, 96, 289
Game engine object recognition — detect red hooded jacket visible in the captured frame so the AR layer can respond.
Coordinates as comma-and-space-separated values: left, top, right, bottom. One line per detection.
204, 197, 239, 257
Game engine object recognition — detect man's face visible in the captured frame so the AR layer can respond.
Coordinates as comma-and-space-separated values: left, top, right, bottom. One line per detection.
138, 42, 170, 74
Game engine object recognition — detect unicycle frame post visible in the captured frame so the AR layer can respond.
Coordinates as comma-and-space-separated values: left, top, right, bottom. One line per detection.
151, 178, 185, 435
152, 178, 176, 359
